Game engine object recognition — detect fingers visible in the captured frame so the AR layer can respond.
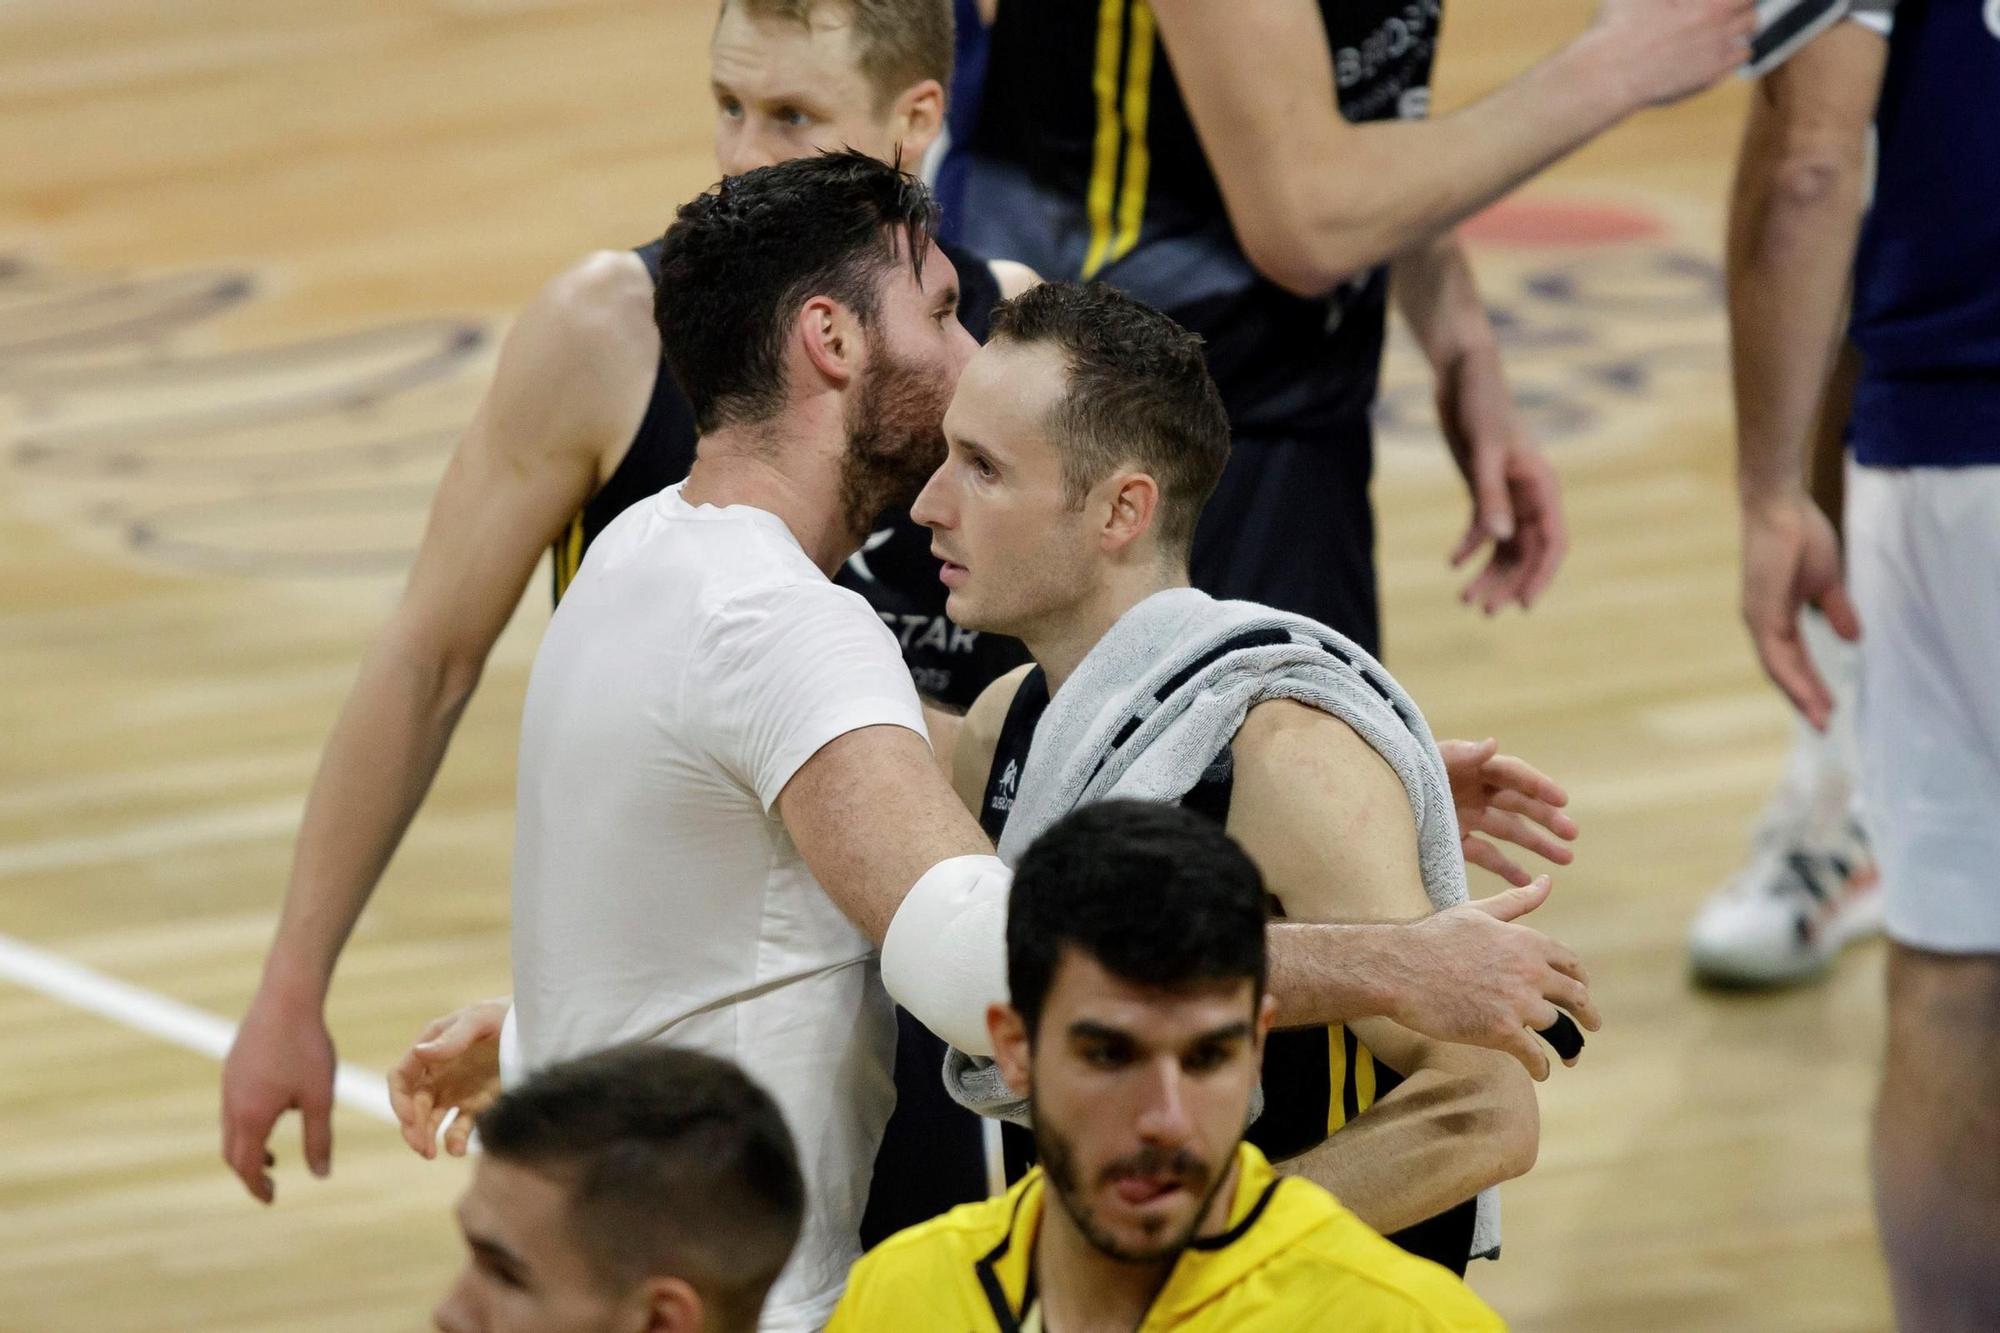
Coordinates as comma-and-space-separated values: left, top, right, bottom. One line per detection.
1817, 581, 1863, 644
1515, 457, 1568, 608
416, 1012, 481, 1061
1448, 517, 1488, 570
445, 1107, 479, 1157
1542, 935, 1592, 994
222, 1109, 278, 1204
1488, 789, 1580, 844
300, 1095, 334, 1179
1753, 622, 1833, 730
1543, 968, 1598, 1033
1463, 835, 1533, 888
1471, 874, 1551, 922
1472, 807, 1577, 865
1482, 753, 1570, 809
1498, 1027, 1552, 1082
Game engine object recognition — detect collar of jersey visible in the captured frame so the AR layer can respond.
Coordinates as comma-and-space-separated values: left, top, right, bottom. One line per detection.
980, 1141, 1318, 1328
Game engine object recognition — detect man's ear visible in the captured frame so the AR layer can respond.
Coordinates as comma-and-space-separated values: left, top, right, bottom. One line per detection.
889, 78, 946, 163
988, 1003, 1033, 1099
1098, 471, 1162, 557
797, 295, 862, 388
641, 1275, 704, 1333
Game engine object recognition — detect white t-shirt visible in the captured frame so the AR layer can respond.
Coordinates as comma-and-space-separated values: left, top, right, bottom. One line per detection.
508, 483, 926, 1332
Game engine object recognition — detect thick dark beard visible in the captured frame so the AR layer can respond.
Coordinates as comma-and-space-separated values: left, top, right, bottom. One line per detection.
838, 343, 951, 540
1031, 1089, 1227, 1266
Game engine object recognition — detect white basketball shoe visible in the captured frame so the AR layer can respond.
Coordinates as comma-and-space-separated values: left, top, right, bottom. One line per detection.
1688, 609, 1884, 987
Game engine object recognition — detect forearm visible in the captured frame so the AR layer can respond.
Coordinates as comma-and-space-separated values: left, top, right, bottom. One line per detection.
261, 636, 478, 1004
1392, 234, 1496, 371
1276, 1049, 1536, 1232
1274, 37, 1635, 291
1264, 921, 1403, 1028
1727, 118, 1867, 504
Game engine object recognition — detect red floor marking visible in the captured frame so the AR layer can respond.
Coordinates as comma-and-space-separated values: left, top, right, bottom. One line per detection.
1461, 198, 1666, 247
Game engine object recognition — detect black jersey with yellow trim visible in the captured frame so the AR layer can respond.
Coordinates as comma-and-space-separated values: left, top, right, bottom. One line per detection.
547, 237, 1029, 711
947, 0, 1441, 436
978, 663, 1477, 1274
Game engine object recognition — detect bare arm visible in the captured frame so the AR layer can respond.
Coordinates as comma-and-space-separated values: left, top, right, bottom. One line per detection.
1150, 0, 1753, 297
1728, 24, 1885, 724
1227, 702, 1539, 1227
220, 251, 658, 1201
1394, 235, 1568, 613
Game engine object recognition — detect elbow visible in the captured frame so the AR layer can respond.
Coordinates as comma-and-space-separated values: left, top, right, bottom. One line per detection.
1481, 1062, 1542, 1183
1431, 1062, 1540, 1188
1239, 225, 1370, 302
1232, 185, 1375, 299
1768, 146, 1864, 217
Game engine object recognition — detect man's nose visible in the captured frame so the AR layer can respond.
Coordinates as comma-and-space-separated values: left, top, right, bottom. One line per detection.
911, 467, 951, 530
432, 1268, 478, 1333
1132, 1059, 1196, 1145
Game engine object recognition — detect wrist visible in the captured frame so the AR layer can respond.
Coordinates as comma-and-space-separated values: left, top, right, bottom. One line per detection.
1555, 25, 1648, 127
255, 955, 332, 1016
1347, 922, 1412, 1021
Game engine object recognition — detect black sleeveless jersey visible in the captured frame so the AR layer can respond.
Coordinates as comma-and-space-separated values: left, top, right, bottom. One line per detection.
948, 0, 1440, 436
548, 239, 1030, 711
978, 663, 1479, 1274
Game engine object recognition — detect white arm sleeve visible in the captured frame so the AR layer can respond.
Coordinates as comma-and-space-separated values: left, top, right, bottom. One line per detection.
880, 854, 1013, 1058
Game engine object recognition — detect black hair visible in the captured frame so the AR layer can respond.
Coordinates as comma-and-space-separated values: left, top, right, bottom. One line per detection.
987, 281, 1231, 556
654, 149, 939, 434
477, 1044, 803, 1325
1007, 800, 1268, 1038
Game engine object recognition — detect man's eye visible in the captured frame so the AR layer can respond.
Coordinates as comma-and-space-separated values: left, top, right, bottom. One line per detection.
971, 456, 996, 480
777, 106, 810, 127
1081, 1044, 1126, 1069
717, 96, 742, 117
1184, 1045, 1231, 1074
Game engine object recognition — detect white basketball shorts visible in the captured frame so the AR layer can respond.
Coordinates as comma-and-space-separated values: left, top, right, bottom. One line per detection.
1847, 458, 2000, 953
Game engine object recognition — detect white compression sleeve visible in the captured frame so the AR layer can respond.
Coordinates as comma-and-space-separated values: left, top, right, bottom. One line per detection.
879, 853, 1013, 1058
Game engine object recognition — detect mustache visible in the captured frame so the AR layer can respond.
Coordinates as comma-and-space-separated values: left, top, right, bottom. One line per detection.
1100, 1145, 1208, 1191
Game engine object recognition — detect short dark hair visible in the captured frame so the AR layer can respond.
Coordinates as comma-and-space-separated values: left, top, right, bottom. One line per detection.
988, 282, 1230, 557
1007, 800, 1268, 1039
728, 0, 955, 107
655, 150, 939, 434
477, 1044, 803, 1324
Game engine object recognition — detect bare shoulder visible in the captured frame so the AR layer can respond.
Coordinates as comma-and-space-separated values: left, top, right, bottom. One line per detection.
950, 663, 1034, 810
986, 258, 1042, 301
532, 249, 657, 348
965, 664, 1034, 750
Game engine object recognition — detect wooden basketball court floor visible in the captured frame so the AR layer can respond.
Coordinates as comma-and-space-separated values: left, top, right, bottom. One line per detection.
0, 2, 1894, 1328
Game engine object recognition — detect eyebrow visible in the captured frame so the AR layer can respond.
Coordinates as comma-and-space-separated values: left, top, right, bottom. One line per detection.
1068, 1019, 1253, 1047
466, 1230, 532, 1285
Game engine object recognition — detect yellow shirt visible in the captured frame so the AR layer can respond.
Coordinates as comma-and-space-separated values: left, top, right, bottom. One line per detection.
828, 1142, 1504, 1331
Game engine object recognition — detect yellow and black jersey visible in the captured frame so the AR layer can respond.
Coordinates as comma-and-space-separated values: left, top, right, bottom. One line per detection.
979, 665, 1479, 1273
545, 237, 1028, 711
946, 0, 1441, 436
828, 1142, 1505, 1332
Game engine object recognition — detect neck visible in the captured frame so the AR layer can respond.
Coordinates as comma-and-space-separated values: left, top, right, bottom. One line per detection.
1031, 1152, 1241, 1333
680, 406, 862, 577
1026, 559, 1188, 696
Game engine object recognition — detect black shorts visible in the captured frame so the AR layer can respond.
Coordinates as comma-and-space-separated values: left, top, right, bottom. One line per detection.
858, 1008, 989, 1248
1190, 421, 1379, 658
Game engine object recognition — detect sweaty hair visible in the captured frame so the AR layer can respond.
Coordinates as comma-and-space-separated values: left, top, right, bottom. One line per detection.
728, 0, 955, 107
655, 149, 939, 434
988, 281, 1231, 557
1007, 800, 1268, 1039
476, 1044, 803, 1327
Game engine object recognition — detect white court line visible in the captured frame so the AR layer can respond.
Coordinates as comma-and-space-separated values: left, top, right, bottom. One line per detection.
0, 798, 301, 879
0, 930, 394, 1123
